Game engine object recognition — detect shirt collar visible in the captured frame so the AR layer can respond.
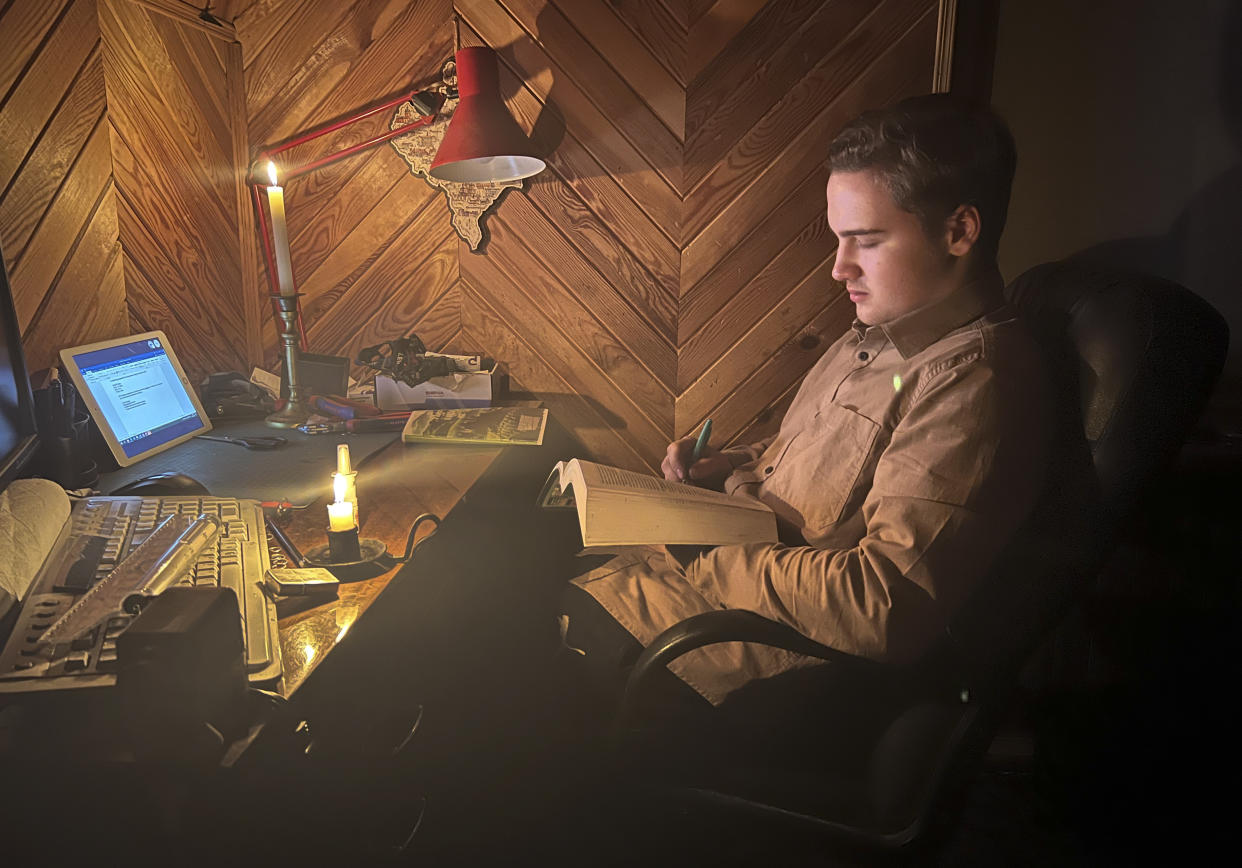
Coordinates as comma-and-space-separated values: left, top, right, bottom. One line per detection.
856, 270, 1006, 359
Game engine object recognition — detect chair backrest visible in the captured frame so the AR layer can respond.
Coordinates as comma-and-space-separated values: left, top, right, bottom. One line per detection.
1008, 259, 1228, 548
862, 260, 1229, 847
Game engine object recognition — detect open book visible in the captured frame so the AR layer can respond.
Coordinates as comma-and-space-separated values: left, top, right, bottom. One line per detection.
538, 458, 778, 548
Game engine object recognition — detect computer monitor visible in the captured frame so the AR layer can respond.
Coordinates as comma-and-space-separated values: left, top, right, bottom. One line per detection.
0, 249, 40, 490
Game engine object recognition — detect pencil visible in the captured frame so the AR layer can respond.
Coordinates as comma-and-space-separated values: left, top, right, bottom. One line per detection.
692, 418, 712, 462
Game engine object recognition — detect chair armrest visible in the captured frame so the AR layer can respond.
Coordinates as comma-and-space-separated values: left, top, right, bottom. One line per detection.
618, 610, 870, 729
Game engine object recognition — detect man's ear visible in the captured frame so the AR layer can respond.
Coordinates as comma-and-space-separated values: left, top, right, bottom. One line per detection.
944, 204, 981, 256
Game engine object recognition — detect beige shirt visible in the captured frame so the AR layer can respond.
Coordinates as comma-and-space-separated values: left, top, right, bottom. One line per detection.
573, 274, 1055, 704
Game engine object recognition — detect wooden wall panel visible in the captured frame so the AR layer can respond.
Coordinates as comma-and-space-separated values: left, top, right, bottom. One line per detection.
100, 0, 256, 384
0, 0, 128, 373
236, 0, 457, 373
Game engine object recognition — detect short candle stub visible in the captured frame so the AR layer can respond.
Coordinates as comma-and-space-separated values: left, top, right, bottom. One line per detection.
327, 527, 362, 563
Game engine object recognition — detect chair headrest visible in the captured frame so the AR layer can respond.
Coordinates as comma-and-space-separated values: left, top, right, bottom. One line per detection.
1006, 260, 1228, 525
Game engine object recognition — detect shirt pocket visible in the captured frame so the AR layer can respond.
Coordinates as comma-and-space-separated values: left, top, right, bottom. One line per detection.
763, 403, 881, 534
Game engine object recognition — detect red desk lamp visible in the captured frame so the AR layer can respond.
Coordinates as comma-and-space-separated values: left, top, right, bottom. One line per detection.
250, 47, 544, 428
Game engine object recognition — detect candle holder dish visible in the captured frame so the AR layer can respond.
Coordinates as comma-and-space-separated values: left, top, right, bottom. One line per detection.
304, 534, 388, 581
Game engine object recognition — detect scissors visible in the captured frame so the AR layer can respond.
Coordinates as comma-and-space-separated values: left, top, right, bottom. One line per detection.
195, 434, 287, 450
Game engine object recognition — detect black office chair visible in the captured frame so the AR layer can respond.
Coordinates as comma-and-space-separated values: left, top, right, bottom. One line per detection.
610, 260, 1229, 861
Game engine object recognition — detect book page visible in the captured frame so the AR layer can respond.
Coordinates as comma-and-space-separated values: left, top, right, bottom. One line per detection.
538, 461, 577, 508
581, 460, 766, 510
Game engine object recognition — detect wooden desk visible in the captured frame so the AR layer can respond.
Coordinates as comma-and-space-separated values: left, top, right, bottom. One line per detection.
269, 438, 506, 696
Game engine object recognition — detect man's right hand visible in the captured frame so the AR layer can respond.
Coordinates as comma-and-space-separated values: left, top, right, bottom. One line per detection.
662, 437, 732, 488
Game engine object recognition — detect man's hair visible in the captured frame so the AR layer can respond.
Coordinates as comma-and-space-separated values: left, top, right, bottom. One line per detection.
828, 94, 1017, 263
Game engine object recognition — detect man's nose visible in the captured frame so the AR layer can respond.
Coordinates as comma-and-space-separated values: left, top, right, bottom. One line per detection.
832, 247, 857, 282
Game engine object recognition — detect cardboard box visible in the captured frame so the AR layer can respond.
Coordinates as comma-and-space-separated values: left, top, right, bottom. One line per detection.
375, 363, 507, 411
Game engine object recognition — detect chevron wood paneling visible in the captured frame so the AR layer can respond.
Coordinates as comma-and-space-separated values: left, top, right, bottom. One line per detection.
0, 0, 128, 374
680, 0, 939, 455
100, 0, 258, 385
235, 0, 460, 374
455, 0, 940, 470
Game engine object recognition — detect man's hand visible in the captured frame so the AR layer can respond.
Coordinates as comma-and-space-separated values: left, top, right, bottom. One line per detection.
662, 437, 732, 488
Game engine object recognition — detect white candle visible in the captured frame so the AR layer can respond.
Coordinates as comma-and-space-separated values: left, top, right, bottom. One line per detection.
332, 471, 358, 519
265, 161, 295, 296
328, 472, 356, 531
327, 500, 355, 532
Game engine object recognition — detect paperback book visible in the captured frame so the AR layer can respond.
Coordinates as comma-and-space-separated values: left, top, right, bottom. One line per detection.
401, 406, 548, 446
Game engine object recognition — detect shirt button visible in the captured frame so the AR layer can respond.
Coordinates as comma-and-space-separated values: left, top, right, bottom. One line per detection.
858, 351, 869, 361
764, 466, 774, 475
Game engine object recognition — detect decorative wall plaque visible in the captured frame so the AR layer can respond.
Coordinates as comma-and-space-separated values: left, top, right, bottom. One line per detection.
389, 96, 521, 251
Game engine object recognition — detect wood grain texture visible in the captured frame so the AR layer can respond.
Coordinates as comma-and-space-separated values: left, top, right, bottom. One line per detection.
0, 0, 130, 374
242, 0, 456, 370
101, 0, 253, 383
0, 0, 97, 194
1, 1, 949, 478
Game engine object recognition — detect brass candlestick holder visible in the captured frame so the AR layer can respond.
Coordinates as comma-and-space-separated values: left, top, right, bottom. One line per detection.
266, 293, 310, 428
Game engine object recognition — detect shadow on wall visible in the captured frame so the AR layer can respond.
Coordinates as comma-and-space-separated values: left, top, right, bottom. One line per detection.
1066, 3, 1241, 433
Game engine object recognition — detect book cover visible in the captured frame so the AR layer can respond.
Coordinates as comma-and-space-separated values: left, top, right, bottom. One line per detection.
401, 406, 548, 446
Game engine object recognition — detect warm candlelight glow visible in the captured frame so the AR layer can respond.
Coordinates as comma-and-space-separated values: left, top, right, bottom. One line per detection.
327, 500, 355, 532
328, 472, 356, 531
265, 160, 295, 296
337, 443, 352, 475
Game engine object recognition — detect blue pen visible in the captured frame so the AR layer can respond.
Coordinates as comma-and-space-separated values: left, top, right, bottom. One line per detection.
691, 418, 712, 462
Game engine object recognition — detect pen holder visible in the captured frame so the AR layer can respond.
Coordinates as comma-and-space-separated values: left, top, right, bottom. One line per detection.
33, 388, 98, 489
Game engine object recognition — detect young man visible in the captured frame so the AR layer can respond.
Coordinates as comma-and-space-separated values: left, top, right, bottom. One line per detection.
562, 94, 1055, 707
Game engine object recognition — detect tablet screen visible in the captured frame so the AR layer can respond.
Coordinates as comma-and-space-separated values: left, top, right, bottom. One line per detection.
60, 331, 211, 467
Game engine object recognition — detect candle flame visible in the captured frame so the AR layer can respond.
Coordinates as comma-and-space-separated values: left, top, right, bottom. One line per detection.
337, 443, 352, 475
266, 160, 279, 186
333, 472, 347, 503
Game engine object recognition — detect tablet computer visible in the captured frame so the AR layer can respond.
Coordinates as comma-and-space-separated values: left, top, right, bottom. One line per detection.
59, 331, 212, 467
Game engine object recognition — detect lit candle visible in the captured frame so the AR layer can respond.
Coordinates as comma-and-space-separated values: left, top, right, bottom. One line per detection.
265, 161, 296, 296
327, 472, 356, 531
333, 443, 358, 520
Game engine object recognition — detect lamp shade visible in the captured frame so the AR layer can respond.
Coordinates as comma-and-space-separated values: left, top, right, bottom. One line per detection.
429, 46, 545, 183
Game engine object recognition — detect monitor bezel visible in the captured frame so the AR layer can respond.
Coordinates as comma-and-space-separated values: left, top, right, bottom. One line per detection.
58, 330, 213, 468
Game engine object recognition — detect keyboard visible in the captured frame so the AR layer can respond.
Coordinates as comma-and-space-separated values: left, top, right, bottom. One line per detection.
0, 495, 282, 692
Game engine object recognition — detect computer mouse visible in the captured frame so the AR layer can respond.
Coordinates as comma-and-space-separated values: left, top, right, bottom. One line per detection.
110, 472, 211, 497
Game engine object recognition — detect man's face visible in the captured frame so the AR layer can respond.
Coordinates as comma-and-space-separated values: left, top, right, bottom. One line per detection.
826, 169, 961, 326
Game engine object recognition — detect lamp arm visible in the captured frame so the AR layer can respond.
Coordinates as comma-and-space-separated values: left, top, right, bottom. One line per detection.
246, 84, 446, 350
283, 107, 441, 182
254, 88, 446, 182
